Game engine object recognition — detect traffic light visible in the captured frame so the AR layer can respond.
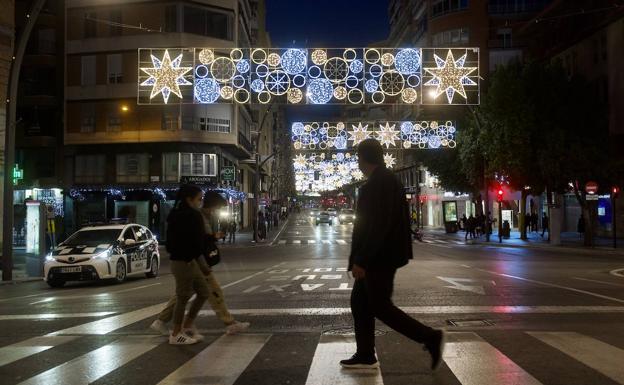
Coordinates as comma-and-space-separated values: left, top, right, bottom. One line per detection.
497, 189, 504, 202
613, 186, 620, 198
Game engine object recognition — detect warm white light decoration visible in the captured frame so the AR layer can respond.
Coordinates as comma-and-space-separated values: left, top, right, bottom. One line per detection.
293, 153, 361, 192
138, 48, 479, 105
376, 123, 400, 148
424, 50, 478, 104
140, 50, 192, 103
292, 121, 457, 150
383, 153, 396, 168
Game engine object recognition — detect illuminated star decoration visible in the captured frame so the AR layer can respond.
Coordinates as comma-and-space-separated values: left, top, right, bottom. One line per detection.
141, 50, 192, 103
376, 123, 400, 148
383, 153, 396, 169
293, 154, 308, 169
424, 50, 477, 104
348, 123, 371, 146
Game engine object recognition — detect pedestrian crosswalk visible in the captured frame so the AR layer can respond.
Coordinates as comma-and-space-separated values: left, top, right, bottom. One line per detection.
3, 328, 624, 385
273, 238, 467, 247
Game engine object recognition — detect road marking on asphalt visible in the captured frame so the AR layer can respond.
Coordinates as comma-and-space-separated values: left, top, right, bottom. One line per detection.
437, 276, 491, 295
528, 332, 624, 384
444, 332, 543, 385
336, 239, 348, 245
278, 240, 287, 245
0, 312, 116, 321
47, 262, 287, 336
308, 239, 317, 244
0, 294, 40, 303
156, 334, 270, 385
293, 240, 301, 244
16, 337, 160, 385
196, 305, 624, 317
28, 283, 164, 305
572, 277, 624, 287
471, 267, 624, 304
270, 218, 290, 245
610, 268, 624, 278
111, 282, 162, 293
0, 336, 78, 367
305, 334, 383, 385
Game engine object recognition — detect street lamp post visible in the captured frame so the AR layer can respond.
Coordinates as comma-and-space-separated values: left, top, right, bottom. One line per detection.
252, 103, 274, 243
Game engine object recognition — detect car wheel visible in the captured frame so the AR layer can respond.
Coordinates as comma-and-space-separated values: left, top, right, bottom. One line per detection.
115, 259, 127, 283
146, 256, 159, 278
47, 279, 65, 288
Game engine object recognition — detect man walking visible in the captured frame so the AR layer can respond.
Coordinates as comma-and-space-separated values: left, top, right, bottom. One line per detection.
341, 139, 444, 371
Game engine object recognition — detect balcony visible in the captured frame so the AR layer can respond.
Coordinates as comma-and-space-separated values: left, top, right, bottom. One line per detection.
238, 132, 253, 154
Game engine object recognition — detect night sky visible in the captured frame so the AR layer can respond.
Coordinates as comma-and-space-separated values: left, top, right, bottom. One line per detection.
265, 0, 390, 123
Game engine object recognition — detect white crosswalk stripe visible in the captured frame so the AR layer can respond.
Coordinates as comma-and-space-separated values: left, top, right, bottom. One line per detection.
336, 239, 348, 245
6, 326, 624, 385
278, 240, 287, 245
308, 239, 317, 244
528, 331, 624, 384
157, 334, 270, 385
274, 239, 350, 246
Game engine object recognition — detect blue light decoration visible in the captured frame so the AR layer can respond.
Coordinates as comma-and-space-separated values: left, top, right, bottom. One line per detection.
280, 49, 307, 75
138, 48, 479, 105
291, 121, 457, 150
194, 78, 221, 103
307, 78, 333, 104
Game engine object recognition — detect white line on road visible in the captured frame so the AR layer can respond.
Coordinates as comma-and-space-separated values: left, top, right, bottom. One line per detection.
270, 218, 290, 245
111, 282, 162, 293
444, 332, 543, 385
28, 283, 164, 305
156, 334, 270, 385
308, 239, 317, 244
528, 332, 624, 384
0, 294, 40, 303
610, 268, 624, 278
322, 240, 331, 245
0, 312, 116, 321
471, 267, 624, 304
572, 277, 624, 287
0, 336, 78, 367
278, 240, 287, 245
293, 240, 301, 244
305, 334, 383, 385
17, 337, 161, 385
336, 240, 347, 245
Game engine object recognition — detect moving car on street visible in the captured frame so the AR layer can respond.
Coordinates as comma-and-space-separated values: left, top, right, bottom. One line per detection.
309, 208, 321, 218
327, 208, 338, 217
315, 211, 333, 226
338, 209, 356, 224
44, 224, 160, 288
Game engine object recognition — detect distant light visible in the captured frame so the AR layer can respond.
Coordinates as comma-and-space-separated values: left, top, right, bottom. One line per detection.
121, 105, 129, 112
428, 90, 437, 99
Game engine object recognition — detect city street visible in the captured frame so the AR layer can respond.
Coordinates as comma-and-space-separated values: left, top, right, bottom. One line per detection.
2, 213, 624, 385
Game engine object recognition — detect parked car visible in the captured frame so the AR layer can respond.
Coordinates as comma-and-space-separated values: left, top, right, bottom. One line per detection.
44, 224, 160, 288
338, 209, 356, 224
315, 211, 333, 226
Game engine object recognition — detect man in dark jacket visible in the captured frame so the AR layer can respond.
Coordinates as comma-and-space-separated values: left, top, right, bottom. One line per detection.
341, 139, 444, 371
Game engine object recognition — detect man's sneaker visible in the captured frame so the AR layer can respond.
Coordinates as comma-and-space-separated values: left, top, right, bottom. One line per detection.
183, 326, 205, 341
168, 333, 198, 345
226, 321, 250, 335
424, 329, 445, 371
150, 319, 169, 336
339, 354, 379, 369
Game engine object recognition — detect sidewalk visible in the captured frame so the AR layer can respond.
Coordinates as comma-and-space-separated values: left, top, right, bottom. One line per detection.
217, 217, 289, 248
424, 227, 624, 253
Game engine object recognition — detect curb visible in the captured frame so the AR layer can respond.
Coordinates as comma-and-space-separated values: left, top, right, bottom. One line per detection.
0, 277, 43, 286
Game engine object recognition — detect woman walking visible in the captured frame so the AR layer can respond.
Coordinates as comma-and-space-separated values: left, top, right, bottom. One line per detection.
150, 184, 210, 345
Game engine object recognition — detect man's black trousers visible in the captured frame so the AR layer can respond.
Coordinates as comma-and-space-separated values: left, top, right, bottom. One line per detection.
351, 268, 434, 357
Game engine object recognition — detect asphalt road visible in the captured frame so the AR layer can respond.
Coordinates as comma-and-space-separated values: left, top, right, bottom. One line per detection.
2, 213, 624, 385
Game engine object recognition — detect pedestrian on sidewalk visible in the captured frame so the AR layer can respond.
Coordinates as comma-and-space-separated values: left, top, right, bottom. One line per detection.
151, 184, 210, 345
258, 210, 267, 241
228, 218, 237, 244
151, 190, 250, 339
541, 214, 549, 237
341, 139, 444, 371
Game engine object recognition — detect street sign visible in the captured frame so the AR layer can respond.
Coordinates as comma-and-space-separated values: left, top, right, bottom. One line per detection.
221, 166, 235, 181
12, 164, 23, 185
586, 194, 599, 201
585, 181, 599, 194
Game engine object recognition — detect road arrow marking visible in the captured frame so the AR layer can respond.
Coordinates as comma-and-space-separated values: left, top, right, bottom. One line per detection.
437, 276, 489, 295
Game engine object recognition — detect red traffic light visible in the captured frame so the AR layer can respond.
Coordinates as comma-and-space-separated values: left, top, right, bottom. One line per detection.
613, 186, 620, 196
497, 189, 504, 202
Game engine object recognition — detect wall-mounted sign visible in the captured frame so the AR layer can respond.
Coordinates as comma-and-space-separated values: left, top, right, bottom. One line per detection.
221, 166, 235, 181
180, 176, 214, 185
13, 164, 24, 185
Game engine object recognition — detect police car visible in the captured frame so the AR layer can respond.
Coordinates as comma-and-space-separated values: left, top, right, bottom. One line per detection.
44, 224, 160, 288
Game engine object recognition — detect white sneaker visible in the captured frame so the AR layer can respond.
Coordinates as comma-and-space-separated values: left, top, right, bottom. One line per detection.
226, 321, 250, 335
183, 326, 205, 341
150, 319, 169, 336
169, 333, 198, 345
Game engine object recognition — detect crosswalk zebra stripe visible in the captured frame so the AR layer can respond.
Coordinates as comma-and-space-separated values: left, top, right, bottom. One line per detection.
0, 336, 78, 367
278, 240, 287, 245
443, 332, 543, 385
336, 240, 347, 245
528, 332, 624, 384
157, 334, 270, 385
293, 240, 301, 244
305, 335, 383, 385
308, 239, 317, 244
322, 240, 331, 245
17, 337, 161, 385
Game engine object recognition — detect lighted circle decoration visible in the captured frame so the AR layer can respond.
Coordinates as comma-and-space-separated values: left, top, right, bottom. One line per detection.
265, 70, 290, 95
324, 57, 349, 83
394, 48, 421, 74
307, 78, 334, 104
210, 57, 236, 82
194, 78, 220, 103
281, 49, 307, 75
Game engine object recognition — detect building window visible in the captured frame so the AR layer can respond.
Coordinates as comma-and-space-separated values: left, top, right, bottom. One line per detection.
109, 9, 122, 36
37, 29, 55, 54
496, 28, 512, 48
163, 153, 180, 182
117, 154, 149, 183
165, 5, 178, 32
75, 155, 105, 183
183, 5, 233, 40
180, 153, 217, 177
81, 55, 96, 86
84, 12, 97, 38
431, 0, 468, 18
107, 114, 122, 132
432, 28, 469, 46
107, 54, 123, 84
80, 104, 96, 133
199, 117, 230, 133
488, 0, 550, 14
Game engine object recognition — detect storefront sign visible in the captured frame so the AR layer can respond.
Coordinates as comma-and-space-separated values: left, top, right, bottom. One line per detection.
221, 166, 235, 181
586, 194, 599, 201
150, 176, 160, 182
180, 176, 214, 185
13, 164, 23, 185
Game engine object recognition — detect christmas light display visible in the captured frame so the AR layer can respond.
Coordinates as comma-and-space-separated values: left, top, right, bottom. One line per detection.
138, 48, 479, 105
292, 121, 456, 150
293, 153, 361, 193
383, 153, 397, 168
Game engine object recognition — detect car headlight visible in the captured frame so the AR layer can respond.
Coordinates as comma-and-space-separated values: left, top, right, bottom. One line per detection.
340, 215, 345, 219
92, 249, 111, 260
45, 253, 55, 262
